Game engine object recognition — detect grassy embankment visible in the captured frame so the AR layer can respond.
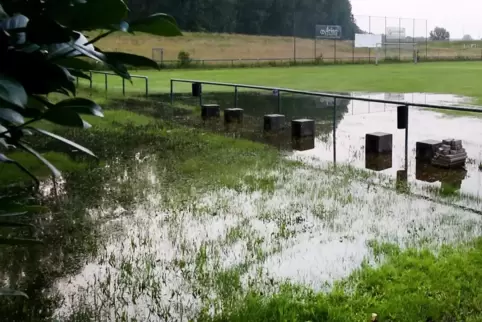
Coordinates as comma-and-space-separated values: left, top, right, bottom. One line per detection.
91, 31, 482, 64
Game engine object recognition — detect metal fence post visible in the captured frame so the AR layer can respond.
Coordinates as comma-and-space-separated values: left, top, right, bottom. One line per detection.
89, 71, 93, 94
170, 80, 174, 106
145, 77, 148, 97
104, 73, 108, 93
234, 86, 238, 109
122, 78, 125, 96
405, 105, 409, 171
333, 97, 337, 165
277, 90, 281, 113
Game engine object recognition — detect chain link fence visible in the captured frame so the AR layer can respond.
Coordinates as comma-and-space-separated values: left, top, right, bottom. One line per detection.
146, 15, 482, 67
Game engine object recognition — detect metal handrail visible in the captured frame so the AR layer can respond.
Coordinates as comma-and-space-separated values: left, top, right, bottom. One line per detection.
81, 71, 149, 97
170, 78, 482, 113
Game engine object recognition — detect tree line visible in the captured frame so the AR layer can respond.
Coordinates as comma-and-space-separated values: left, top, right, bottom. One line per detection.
126, 0, 361, 39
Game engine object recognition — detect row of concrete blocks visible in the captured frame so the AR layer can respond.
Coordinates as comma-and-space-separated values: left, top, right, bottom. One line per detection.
202, 104, 316, 137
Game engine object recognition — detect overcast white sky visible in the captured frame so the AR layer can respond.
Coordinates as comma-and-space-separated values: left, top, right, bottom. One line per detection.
350, 0, 480, 39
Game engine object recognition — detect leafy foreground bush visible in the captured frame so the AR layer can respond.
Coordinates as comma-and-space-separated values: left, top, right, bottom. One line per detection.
203, 239, 482, 322
0, 0, 181, 296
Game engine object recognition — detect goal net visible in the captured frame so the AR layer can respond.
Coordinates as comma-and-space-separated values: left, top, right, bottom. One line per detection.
375, 42, 418, 65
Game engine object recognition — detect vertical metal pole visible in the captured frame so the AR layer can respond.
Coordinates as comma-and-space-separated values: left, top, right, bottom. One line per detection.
122, 78, 125, 96
333, 97, 337, 165
425, 20, 428, 59
399, 18, 402, 60
277, 90, 281, 114
234, 86, 238, 109
368, 16, 372, 62
104, 73, 108, 92
170, 80, 174, 106
384, 16, 387, 59
334, 39, 337, 63
89, 71, 93, 94
76, 77, 79, 87
199, 83, 203, 107
352, 41, 355, 63
314, 29, 317, 62
293, 11, 297, 64
405, 105, 409, 171
145, 78, 148, 97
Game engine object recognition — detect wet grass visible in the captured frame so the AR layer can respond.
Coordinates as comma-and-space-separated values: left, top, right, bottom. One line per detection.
204, 238, 482, 322
2, 90, 482, 321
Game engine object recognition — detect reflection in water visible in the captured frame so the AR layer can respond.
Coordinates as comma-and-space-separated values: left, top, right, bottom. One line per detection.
52, 161, 482, 321
365, 153, 393, 172
292, 136, 315, 151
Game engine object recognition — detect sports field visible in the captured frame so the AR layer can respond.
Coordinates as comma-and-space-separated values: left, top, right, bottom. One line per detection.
89, 61, 482, 103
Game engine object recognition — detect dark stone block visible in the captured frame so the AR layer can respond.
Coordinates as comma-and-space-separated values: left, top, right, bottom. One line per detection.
416, 139, 442, 161
397, 105, 408, 129
264, 114, 286, 132
224, 108, 244, 124
201, 104, 220, 120
292, 136, 315, 151
365, 153, 392, 171
291, 119, 315, 138
192, 82, 202, 97
365, 132, 393, 154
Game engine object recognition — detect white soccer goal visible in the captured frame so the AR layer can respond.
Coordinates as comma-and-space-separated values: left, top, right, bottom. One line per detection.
375, 42, 418, 65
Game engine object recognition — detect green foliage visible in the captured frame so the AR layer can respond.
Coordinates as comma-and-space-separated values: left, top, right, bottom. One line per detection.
130, 0, 361, 39
177, 50, 192, 67
0, 0, 182, 186
430, 27, 450, 41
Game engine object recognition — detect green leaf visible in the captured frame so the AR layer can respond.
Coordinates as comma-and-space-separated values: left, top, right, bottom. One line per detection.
67, 69, 91, 81
130, 13, 182, 37
0, 288, 28, 298
0, 221, 34, 229
26, 16, 73, 45
54, 98, 103, 117
0, 238, 43, 245
47, 32, 94, 59
30, 127, 96, 158
17, 142, 61, 178
54, 0, 128, 31
0, 124, 11, 137
43, 107, 90, 128
0, 4, 9, 20
0, 212, 28, 218
0, 14, 28, 44
104, 52, 159, 70
0, 108, 24, 125
0, 154, 40, 186
0, 153, 13, 163
0, 74, 28, 108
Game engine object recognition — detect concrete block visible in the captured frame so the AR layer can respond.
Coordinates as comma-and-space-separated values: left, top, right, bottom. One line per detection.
416, 139, 442, 161
264, 114, 285, 132
292, 119, 315, 138
365, 153, 392, 171
365, 132, 393, 154
201, 104, 220, 120
224, 108, 244, 124
292, 136, 315, 151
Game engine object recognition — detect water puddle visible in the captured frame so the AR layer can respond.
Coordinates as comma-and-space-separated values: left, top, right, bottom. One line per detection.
53, 156, 482, 321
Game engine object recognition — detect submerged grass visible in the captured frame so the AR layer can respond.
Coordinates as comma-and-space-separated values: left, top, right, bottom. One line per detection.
3, 90, 482, 321
204, 238, 482, 322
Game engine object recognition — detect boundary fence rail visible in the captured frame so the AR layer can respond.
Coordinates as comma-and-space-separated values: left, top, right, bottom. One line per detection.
170, 78, 482, 169
80, 71, 149, 97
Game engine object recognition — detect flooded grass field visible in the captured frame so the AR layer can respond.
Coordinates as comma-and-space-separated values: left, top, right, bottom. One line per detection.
1, 84, 482, 321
